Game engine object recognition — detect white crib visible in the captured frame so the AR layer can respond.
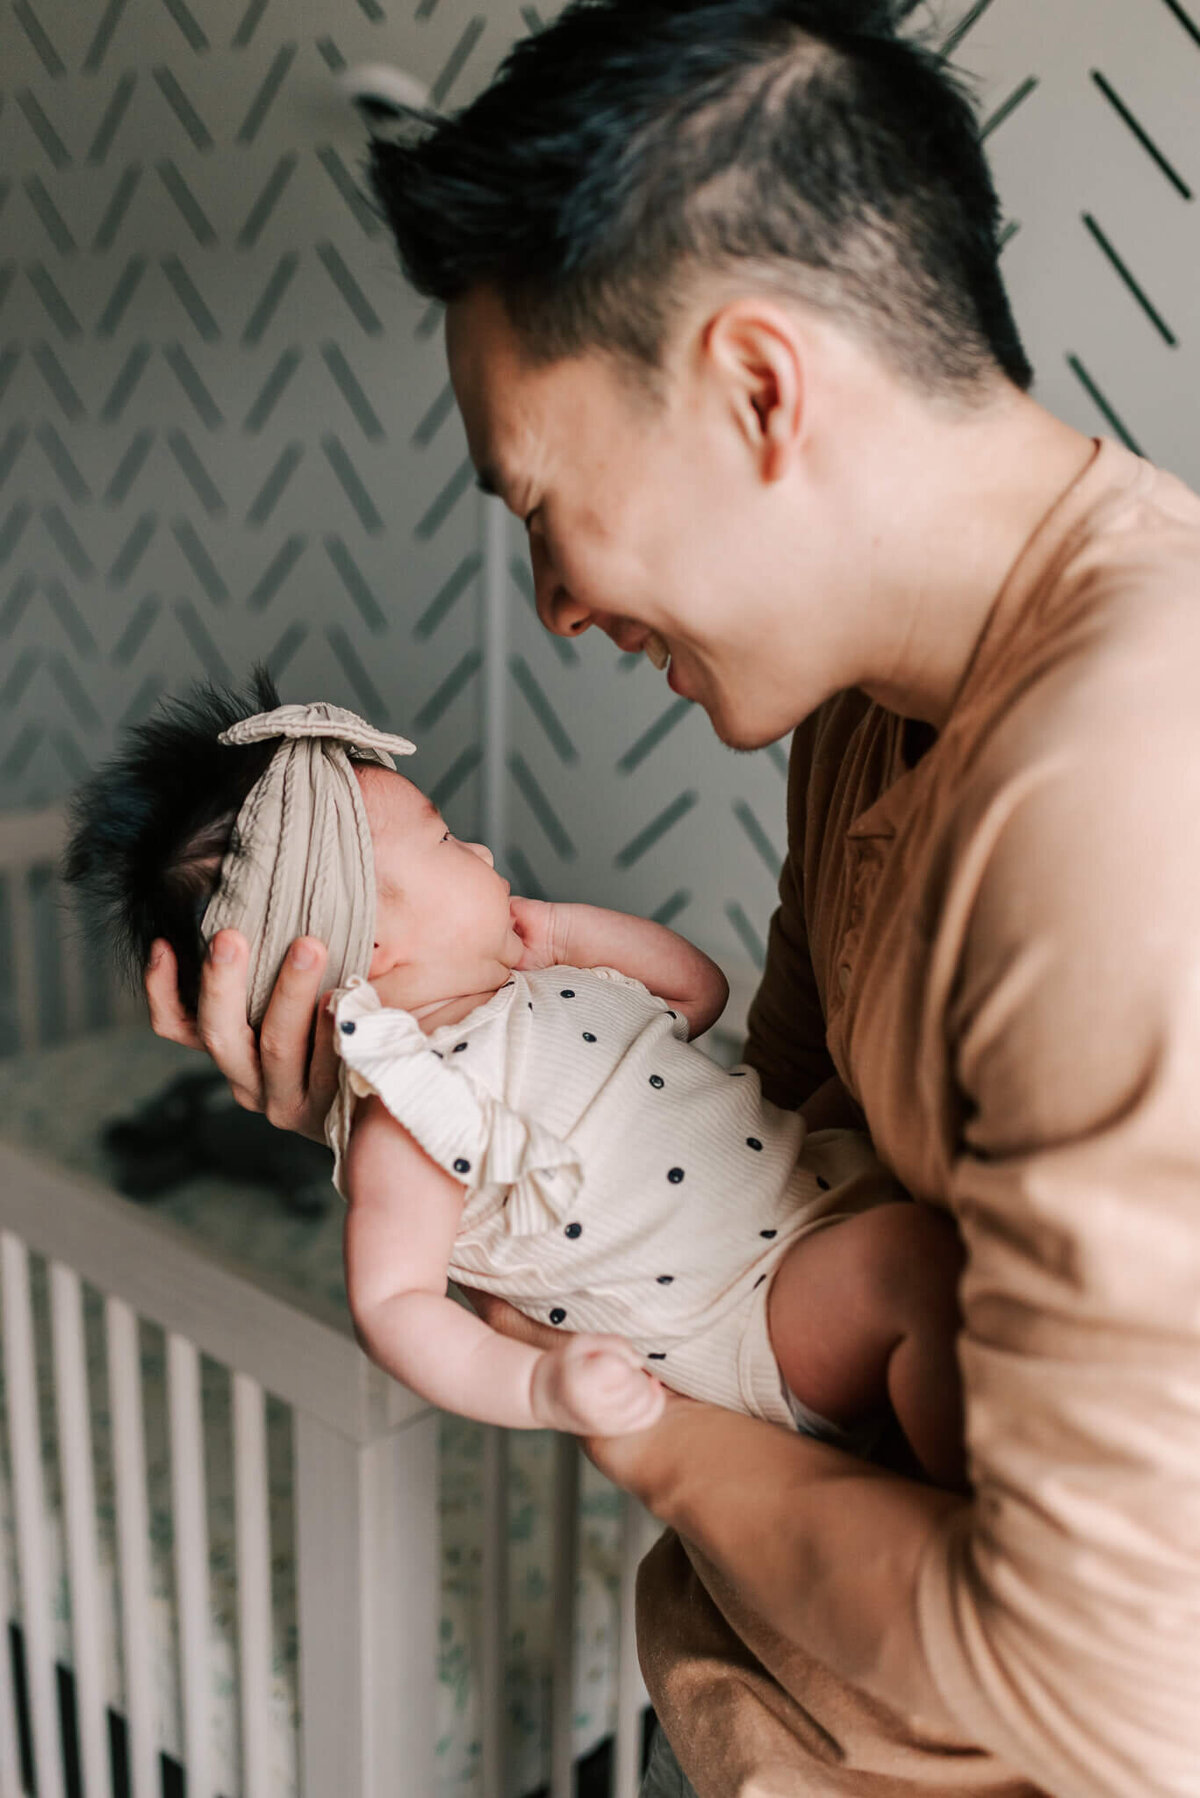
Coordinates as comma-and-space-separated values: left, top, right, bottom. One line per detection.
0, 806, 661, 1798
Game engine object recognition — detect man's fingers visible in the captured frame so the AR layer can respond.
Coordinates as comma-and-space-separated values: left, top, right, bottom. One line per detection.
194, 929, 264, 1110
256, 937, 330, 1137
305, 1001, 341, 1133
144, 938, 203, 1050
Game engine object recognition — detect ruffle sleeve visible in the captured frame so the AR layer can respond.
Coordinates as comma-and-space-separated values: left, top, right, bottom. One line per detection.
326, 979, 581, 1235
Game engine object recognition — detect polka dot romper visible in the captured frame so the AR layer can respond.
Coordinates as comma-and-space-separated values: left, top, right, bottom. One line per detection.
327, 965, 898, 1428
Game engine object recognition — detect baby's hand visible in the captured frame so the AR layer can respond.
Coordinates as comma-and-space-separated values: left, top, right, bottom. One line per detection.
509, 896, 563, 972
530, 1334, 666, 1435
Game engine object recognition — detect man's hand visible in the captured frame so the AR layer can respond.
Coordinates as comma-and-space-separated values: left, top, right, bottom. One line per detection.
509, 896, 566, 971
144, 931, 339, 1142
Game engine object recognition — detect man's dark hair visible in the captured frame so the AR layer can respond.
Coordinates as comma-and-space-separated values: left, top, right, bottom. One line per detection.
368, 0, 1032, 398
63, 669, 281, 1017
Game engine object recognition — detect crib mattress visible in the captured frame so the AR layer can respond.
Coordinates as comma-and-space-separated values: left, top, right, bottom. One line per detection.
0, 1027, 632, 1796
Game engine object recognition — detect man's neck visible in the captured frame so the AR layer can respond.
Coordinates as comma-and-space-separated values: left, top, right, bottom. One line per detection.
839, 391, 1099, 730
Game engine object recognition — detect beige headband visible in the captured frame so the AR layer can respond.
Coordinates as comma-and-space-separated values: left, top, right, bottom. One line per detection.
200, 701, 416, 1028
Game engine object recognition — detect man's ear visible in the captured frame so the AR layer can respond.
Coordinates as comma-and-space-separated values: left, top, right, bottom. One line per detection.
703, 300, 805, 482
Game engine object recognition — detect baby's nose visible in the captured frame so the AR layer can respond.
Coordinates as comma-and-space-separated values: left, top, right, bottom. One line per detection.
468, 841, 494, 868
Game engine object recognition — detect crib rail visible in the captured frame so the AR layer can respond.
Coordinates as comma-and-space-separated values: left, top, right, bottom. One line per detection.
0, 807, 143, 1059
0, 1135, 654, 1798
0, 1135, 439, 1798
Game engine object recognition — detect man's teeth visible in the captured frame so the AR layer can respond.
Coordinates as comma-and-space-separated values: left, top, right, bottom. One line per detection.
643, 631, 670, 671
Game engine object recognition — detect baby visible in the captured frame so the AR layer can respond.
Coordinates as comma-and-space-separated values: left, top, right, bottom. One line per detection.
66, 674, 966, 1487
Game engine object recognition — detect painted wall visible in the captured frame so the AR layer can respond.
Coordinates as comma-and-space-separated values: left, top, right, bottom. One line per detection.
1, 0, 1197, 991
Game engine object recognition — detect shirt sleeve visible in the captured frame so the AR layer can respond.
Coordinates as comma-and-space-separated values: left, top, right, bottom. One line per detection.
914, 742, 1200, 1798
326, 982, 582, 1234
744, 712, 838, 1108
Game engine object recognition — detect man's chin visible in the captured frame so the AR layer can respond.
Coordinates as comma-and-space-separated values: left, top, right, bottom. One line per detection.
703, 701, 788, 755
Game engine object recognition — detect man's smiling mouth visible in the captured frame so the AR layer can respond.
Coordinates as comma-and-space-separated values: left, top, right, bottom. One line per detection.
643, 630, 670, 671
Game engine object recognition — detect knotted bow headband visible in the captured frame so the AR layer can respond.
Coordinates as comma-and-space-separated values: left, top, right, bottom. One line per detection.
200, 701, 416, 1029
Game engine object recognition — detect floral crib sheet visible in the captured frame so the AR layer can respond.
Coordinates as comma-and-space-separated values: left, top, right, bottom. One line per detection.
0, 1028, 634, 1797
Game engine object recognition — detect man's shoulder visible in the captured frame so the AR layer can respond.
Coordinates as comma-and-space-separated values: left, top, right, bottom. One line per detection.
955, 447, 1200, 862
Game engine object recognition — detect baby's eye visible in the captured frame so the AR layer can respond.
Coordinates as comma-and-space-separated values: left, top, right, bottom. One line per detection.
442, 830, 452, 842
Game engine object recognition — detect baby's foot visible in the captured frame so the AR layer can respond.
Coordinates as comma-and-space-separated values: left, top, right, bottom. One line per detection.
531, 1334, 666, 1435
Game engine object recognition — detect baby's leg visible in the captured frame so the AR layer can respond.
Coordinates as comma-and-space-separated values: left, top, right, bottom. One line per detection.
766, 1202, 967, 1490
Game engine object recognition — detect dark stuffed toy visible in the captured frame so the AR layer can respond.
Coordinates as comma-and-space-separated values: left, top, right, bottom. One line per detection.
102, 1069, 334, 1217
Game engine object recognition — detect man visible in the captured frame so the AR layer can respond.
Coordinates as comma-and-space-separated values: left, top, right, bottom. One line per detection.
147, 3, 1200, 1792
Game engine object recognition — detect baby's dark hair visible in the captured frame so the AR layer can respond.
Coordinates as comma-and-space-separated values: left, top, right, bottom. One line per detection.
63, 667, 282, 1018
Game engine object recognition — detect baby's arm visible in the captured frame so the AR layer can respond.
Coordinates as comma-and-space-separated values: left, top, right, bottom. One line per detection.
512, 900, 728, 1038
344, 1096, 666, 1433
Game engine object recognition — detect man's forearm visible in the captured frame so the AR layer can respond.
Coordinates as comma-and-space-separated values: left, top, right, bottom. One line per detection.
613, 1399, 965, 1732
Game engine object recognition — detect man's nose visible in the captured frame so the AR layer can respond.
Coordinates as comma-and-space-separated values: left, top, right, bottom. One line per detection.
531, 534, 592, 640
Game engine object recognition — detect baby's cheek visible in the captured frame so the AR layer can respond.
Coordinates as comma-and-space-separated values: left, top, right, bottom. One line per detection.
367, 892, 399, 970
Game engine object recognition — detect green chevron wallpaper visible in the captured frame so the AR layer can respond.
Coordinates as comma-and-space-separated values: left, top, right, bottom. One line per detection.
2, 0, 1198, 1005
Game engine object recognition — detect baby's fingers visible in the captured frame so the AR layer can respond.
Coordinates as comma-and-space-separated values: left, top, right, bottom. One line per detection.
589, 1366, 666, 1434
571, 1333, 647, 1373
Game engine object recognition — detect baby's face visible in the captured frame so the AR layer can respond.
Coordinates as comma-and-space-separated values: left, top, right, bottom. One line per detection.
354, 765, 521, 980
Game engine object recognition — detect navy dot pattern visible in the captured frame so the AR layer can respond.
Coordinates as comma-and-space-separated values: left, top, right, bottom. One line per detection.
333, 967, 848, 1427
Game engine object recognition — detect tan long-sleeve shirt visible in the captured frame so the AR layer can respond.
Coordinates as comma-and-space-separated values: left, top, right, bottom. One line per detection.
638, 438, 1200, 1797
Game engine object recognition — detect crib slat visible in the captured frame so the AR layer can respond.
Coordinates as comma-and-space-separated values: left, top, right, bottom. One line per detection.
167, 1334, 213, 1798
8, 871, 40, 1051
106, 1296, 158, 1798
50, 1263, 113, 1798
1, 1234, 66, 1798
0, 1571, 21, 1795
0, 1349, 21, 1798
549, 1435, 580, 1798
612, 1498, 653, 1798
57, 903, 87, 1041
233, 1372, 273, 1798
478, 1426, 509, 1798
